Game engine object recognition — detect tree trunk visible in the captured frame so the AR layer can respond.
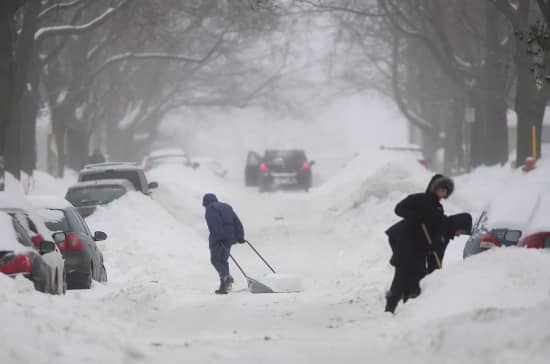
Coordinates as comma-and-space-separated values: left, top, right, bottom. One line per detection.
0, 4, 16, 159
7, 1, 41, 178
513, 0, 550, 166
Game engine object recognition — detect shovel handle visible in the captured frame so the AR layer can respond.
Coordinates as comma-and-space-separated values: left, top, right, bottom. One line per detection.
229, 254, 248, 279
421, 224, 442, 269
245, 240, 277, 274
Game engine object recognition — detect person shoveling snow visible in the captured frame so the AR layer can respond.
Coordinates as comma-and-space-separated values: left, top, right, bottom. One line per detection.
202, 193, 245, 294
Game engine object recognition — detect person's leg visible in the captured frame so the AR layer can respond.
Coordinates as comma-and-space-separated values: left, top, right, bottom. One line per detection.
386, 266, 405, 313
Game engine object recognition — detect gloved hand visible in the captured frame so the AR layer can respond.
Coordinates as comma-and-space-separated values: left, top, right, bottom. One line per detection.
238, 239, 246, 244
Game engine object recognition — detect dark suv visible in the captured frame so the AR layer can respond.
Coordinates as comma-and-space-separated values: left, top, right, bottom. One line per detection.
78, 163, 158, 195
257, 149, 314, 192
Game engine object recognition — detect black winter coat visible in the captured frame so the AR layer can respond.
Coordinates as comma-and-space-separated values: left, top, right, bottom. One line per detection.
385, 175, 446, 270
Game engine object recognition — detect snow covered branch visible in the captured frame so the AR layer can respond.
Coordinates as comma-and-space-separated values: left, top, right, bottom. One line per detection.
90, 31, 226, 81
34, 0, 129, 42
38, 0, 89, 19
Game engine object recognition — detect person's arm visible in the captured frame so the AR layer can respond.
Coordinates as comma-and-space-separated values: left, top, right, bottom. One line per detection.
233, 212, 245, 243
394, 194, 424, 220
206, 207, 225, 242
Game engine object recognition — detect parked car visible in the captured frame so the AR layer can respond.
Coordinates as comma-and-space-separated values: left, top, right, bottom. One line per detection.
143, 148, 193, 172
193, 157, 228, 178
0, 196, 65, 294
245, 151, 262, 187
518, 231, 550, 249
65, 179, 136, 217
463, 227, 522, 258
257, 149, 315, 192
0, 211, 59, 294
78, 164, 158, 195
28, 196, 108, 290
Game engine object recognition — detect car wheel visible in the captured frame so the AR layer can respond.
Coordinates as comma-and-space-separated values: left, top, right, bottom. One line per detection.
99, 265, 108, 282
81, 264, 93, 289
62, 270, 67, 294
53, 269, 60, 295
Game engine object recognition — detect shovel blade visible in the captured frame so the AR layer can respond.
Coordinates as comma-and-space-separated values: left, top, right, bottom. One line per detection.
247, 277, 275, 294
246, 273, 302, 294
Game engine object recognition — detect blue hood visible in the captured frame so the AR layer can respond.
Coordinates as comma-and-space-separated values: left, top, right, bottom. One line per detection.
202, 193, 218, 207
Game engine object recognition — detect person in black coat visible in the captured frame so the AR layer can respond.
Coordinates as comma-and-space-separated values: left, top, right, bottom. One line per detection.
384, 174, 454, 314
202, 193, 245, 294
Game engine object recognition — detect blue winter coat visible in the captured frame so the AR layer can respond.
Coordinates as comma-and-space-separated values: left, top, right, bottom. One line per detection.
202, 193, 244, 247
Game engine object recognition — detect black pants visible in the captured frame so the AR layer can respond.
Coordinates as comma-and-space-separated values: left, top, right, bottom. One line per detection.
385, 265, 424, 313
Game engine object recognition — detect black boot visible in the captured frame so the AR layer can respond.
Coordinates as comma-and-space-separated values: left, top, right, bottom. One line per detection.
215, 276, 233, 294
385, 295, 399, 314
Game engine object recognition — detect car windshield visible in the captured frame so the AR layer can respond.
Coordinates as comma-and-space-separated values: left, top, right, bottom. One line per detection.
264, 151, 306, 167
36, 209, 69, 232
66, 186, 127, 206
80, 170, 140, 190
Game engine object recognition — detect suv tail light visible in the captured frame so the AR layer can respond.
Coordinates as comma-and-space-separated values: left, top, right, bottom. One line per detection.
31, 234, 44, 249
259, 163, 268, 172
301, 162, 310, 171
0, 254, 32, 275
58, 234, 84, 252
480, 233, 501, 249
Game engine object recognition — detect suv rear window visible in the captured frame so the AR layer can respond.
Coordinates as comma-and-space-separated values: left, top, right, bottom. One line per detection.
264, 150, 307, 167
66, 186, 127, 206
80, 170, 141, 190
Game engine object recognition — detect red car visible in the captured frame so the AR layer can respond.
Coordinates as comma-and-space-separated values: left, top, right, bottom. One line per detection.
518, 232, 550, 249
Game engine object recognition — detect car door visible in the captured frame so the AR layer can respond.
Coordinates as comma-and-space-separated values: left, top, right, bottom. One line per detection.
69, 208, 101, 273
245, 151, 262, 186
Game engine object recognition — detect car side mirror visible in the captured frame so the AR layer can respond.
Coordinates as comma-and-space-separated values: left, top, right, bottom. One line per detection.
148, 181, 159, 189
309, 160, 316, 166
52, 231, 66, 243
40, 241, 56, 255
504, 230, 522, 242
93, 231, 108, 241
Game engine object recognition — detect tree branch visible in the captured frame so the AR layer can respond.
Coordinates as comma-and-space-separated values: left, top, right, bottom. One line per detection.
34, 0, 129, 41
38, 0, 88, 19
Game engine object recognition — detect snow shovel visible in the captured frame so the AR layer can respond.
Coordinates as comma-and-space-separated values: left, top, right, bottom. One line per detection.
421, 223, 442, 269
229, 241, 302, 294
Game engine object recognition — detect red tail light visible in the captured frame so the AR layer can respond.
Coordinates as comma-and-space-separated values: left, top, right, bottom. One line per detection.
0, 254, 33, 275
31, 235, 44, 249
301, 162, 310, 170
480, 234, 501, 249
144, 163, 152, 172
59, 234, 84, 252
520, 232, 550, 249
259, 163, 268, 172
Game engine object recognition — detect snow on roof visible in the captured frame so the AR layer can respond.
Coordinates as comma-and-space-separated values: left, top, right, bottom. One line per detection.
0, 193, 33, 210
80, 164, 143, 173
82, 162, 137, 170
27, 195, 73, 210
148, 148, 186, 158
0, 212, 26, 252
68, 179, 136, 190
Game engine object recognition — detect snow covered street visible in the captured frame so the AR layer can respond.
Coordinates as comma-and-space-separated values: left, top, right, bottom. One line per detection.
2, 153, 550, 364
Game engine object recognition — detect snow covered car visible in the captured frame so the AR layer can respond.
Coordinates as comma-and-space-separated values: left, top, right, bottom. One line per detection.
193, 157, 227, 178
245, 151, 262, 186
0, 212, 59, 294
463, 227, 522, 258
0, 197, 66, 294
258, 149, 315, 192
143, 148, 193, 172
65, 179, 136, 218
78, 164, 158, 195
517, 231, 550, 249
28, 196, 108, 290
